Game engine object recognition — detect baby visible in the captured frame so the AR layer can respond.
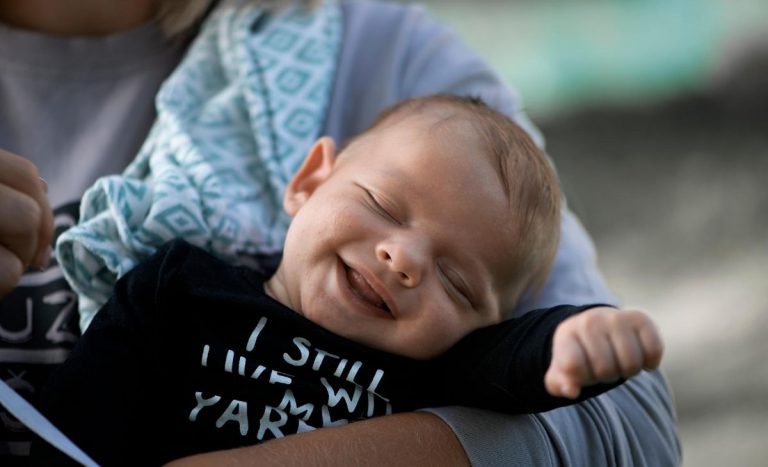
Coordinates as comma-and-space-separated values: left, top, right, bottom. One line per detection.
34, 95, 662, 465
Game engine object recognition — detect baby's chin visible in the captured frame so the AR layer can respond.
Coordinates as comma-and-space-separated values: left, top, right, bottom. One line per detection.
298, 303, 459, 361
372, 337, 454, 361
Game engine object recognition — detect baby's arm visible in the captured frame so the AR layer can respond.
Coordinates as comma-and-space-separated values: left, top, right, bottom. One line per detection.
545, 307, 664, 399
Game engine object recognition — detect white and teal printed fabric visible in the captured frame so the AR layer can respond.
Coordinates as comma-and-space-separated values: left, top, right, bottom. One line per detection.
56, 0, 342, 331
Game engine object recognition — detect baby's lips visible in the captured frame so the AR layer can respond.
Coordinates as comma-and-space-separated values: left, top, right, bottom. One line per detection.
347, 266, 386, 308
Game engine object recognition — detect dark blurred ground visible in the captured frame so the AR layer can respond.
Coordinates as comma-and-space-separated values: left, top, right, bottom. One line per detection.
538, 55, 768, 466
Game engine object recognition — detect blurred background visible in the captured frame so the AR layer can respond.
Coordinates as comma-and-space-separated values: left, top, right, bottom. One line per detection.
400, 0, 767, 465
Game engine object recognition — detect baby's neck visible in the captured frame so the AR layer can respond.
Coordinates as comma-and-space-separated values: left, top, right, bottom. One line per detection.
263, 269, 297, 314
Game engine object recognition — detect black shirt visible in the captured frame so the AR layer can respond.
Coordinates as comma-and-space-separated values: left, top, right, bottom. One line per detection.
33, 240, 609, 466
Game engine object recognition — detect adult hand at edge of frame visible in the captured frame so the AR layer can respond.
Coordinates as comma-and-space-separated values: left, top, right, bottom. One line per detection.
0, 149, 54, 297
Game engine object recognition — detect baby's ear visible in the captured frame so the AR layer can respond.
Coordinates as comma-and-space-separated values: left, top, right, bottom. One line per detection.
284, 136, 336, 216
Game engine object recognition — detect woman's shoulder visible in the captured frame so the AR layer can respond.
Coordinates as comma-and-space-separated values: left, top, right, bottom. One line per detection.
326, 1, 478, 141
340, 0, 447, 42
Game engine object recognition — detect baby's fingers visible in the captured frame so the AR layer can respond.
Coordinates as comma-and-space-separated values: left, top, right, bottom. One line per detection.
635, 312, 664, 369
546, 333, 589, 399
608, 320, 644, 377
610, 310, 664, 377
577, 323, 621, 383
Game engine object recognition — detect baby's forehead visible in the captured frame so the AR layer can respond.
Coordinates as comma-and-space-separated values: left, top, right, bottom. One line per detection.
350, 112, 489, 166
373, 105, 482, 139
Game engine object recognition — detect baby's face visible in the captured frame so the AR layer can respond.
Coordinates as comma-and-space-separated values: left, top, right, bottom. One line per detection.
267, 116, 519, 359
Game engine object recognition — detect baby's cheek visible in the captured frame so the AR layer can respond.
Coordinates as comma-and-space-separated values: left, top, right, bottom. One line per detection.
329, 204, 357, 230
329, 204, 376, 239
419, 306, 469, 354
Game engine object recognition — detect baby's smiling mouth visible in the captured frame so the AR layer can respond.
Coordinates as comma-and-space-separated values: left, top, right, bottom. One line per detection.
344, 264, 392, 314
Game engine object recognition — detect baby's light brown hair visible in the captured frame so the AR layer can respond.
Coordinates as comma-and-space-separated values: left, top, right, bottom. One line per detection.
362, 95, 561, 314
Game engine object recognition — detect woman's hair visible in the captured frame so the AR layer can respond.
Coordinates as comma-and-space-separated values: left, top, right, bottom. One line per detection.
157, 0, 319, 37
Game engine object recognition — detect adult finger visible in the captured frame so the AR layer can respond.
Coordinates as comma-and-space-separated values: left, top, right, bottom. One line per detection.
0, 244, 24, 297
0, 183, 41, 265
33, 176, 53, 268
0, 150, 53, 269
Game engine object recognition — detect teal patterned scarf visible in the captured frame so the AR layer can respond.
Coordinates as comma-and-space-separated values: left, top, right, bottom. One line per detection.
56, 0, 342, 331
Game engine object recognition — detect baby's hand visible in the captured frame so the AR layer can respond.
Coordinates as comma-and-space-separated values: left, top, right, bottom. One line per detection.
544, 307, 663, 399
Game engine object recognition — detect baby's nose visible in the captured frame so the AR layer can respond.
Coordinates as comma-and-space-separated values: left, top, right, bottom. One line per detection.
375, 238, 426, 288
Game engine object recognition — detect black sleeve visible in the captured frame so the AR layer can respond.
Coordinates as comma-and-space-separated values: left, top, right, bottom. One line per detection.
31, 241, 192, 467
431, 304, 622, 414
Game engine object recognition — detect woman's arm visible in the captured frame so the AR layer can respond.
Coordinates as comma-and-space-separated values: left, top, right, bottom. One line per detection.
429, 370, 679, 466
166, 412, 469, 467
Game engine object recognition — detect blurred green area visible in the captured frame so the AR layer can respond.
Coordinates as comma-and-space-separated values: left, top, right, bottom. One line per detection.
408, 0, 768, 117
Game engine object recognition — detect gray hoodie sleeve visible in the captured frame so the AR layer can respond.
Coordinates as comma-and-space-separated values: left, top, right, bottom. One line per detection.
326, 2, 681, 465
